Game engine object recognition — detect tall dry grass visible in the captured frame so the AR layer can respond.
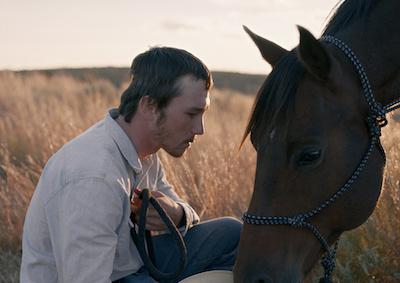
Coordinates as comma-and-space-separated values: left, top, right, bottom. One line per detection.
0, 72, 255, 281
0, 72, 399, 282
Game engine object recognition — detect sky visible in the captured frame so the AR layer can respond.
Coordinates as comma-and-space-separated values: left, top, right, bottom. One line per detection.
1, 0, 339, 74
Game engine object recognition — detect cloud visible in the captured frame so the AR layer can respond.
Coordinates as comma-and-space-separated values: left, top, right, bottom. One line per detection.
160, 20, 197, 31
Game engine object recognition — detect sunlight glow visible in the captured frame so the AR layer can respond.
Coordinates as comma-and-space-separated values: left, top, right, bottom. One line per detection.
0, 0, 339, 74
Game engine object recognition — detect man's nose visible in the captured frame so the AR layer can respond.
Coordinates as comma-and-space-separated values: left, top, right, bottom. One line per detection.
193, 117, 205, 135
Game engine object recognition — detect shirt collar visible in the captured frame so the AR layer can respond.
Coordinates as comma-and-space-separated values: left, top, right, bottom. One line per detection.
105, 108, 143, 174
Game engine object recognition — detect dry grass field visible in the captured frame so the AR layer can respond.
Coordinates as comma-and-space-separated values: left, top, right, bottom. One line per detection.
0, 71, 399, 282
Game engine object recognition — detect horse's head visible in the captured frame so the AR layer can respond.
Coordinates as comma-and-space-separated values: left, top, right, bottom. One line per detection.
234, 26, 385, 283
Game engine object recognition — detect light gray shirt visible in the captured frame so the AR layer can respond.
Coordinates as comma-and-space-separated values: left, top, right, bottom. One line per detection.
20, 109, 200, 283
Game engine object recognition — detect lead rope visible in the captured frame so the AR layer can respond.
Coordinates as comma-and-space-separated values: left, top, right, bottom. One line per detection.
385, 98, 400, 113
130, 188, 188, 281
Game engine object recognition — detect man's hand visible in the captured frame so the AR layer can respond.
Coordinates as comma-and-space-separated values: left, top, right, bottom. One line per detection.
131, 191, 184, 231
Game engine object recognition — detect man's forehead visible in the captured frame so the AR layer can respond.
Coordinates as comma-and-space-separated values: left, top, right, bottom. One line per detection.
188, 94, 210, 111
176, 76, 209, 103
177, 75, 207, 91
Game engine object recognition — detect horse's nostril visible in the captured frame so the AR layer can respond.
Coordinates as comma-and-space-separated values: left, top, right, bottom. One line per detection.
237, 268, 272, 283
252, 276, 272, 283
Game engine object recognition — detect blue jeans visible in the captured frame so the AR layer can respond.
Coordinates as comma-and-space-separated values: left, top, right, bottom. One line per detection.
119, 217, 242, 283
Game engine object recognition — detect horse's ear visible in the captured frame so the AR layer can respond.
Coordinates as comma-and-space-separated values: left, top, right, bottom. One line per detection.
297, 25, 331, 81
243, 25, 288, 66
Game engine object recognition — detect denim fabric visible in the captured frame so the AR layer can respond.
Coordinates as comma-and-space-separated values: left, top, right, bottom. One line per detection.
119, 217, 242, 283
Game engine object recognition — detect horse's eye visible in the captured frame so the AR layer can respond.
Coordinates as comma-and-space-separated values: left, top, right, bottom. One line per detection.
297, 149, 321, 166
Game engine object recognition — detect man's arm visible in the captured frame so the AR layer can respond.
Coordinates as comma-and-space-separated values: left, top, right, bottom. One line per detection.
153, 156, 200, 233
46, 178, 123, 283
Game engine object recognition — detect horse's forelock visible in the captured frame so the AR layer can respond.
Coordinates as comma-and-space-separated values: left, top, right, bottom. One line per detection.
241, 52, 305, 148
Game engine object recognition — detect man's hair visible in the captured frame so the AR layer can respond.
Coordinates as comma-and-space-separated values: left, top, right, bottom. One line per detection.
118, 47, 212, 122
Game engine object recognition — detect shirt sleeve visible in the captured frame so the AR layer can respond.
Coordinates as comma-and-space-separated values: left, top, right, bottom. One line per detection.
153, 156, 200, 234
45, 178, 124, 283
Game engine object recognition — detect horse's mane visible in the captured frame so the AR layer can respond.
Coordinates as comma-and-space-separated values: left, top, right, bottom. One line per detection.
241, 0, 379, 146
323, 0, 379, 35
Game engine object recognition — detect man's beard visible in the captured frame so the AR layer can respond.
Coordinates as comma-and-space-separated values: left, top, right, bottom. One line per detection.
154, 110, 185, 158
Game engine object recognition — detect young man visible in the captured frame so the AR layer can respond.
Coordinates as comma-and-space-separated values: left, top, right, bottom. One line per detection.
21, 47, 242, 283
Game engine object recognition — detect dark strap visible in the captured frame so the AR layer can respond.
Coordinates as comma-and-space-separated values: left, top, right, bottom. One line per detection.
145, 230, 155, 264
130, 188, 188, 281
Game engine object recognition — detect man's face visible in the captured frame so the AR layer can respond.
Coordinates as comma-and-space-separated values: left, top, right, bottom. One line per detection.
154, 75, 210, 157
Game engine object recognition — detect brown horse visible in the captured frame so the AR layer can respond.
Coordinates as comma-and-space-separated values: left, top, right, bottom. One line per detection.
234, 1, 400, 282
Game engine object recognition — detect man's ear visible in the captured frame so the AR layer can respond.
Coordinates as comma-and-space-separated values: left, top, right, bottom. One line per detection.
138, 96, 157, 118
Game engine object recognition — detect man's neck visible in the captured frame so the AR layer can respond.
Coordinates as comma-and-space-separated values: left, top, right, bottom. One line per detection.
115, 116, 159, 160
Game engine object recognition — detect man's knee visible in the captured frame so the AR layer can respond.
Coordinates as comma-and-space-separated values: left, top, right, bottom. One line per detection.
195, 216, 242, 244
214, 216, 242, 236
